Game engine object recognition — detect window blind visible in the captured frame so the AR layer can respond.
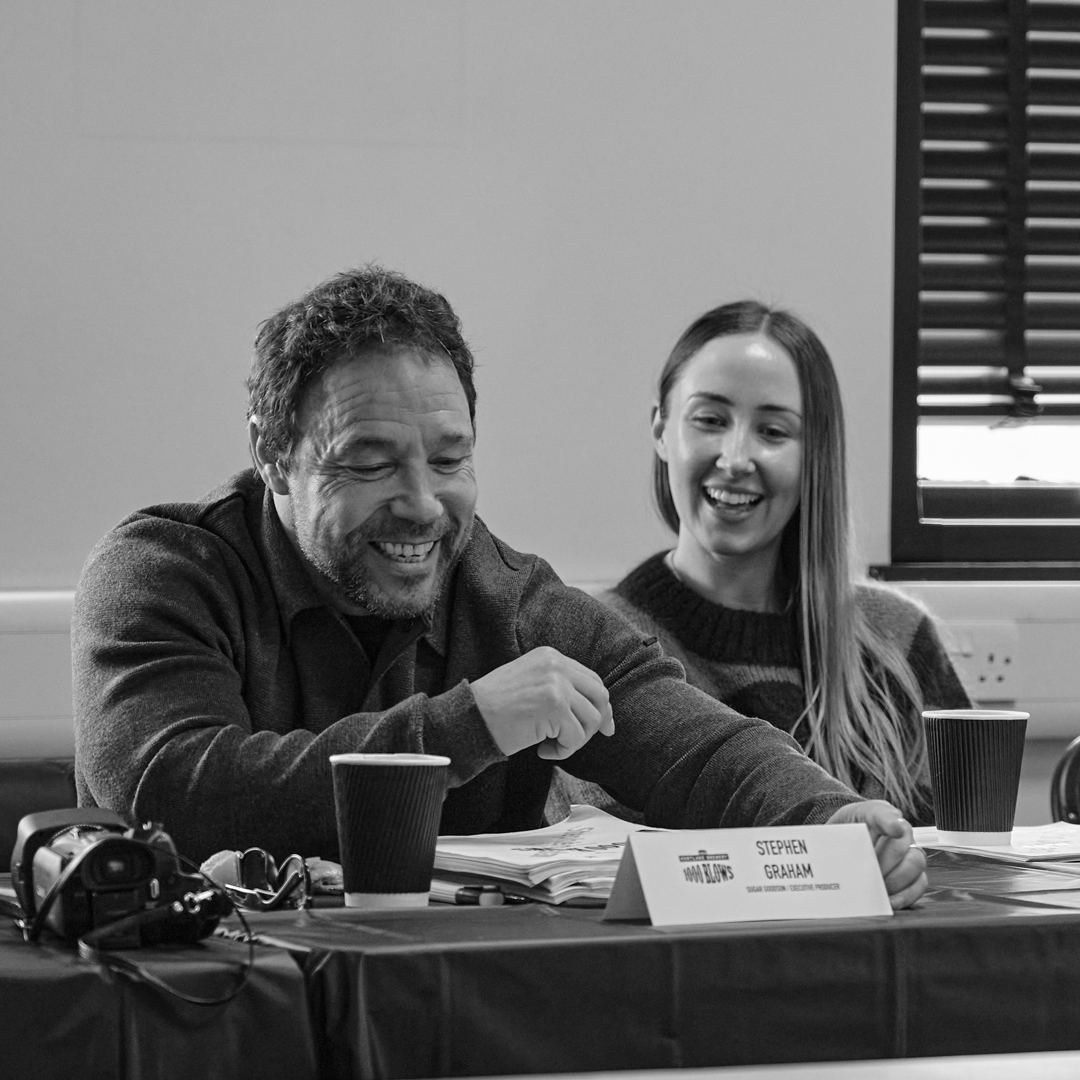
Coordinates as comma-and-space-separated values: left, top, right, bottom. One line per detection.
888, 0, 1080, 568
915, 0, 1080, 420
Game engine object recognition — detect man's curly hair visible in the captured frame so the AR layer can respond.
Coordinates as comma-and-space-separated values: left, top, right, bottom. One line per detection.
247, 265, 476, 463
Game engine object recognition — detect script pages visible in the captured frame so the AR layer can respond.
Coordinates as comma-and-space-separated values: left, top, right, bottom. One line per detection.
915, 821, 1080, 865
434, 805, 653, 905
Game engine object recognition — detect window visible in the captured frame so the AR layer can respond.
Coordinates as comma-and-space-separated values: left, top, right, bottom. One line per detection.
889, 0, 1080, 576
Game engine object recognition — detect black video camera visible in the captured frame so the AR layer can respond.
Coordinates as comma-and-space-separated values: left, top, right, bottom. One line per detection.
10, 809, 231, 947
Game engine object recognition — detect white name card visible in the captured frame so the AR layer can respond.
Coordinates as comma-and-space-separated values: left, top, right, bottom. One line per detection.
603, 824, 891, 926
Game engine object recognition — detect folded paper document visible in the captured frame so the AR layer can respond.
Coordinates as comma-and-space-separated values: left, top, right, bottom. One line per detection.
434, 805, 653, 905
915, 821, 1080, 864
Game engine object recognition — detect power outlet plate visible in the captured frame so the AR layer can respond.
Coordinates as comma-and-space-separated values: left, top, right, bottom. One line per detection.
942, 620, 1024, 704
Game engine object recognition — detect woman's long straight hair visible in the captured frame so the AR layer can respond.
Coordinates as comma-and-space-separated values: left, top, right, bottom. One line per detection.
653, 301, 929, 816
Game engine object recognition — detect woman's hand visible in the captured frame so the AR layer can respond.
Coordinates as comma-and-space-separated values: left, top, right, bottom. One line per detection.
826, 800, 927, 910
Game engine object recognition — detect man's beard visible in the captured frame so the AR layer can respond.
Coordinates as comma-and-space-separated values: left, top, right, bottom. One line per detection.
300, 514, 473, 620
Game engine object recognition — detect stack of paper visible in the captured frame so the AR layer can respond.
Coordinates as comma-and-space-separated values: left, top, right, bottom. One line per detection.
434, 805, 652, 905
915, 821, 1080, 866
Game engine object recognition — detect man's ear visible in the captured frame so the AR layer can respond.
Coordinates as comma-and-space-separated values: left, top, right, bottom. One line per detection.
248, 419, 290, 495
650, 404, 669, 462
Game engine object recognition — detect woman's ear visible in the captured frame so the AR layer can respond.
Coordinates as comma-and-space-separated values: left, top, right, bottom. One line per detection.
248, 419, 290, 495
651, 404, 669, 461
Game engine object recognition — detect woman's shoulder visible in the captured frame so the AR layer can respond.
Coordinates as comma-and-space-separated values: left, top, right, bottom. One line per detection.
610, 550, 671, 597
855, 583, 933, 626
602, 552, 674, 625
597, 583, 668, 637
854, 581, 933, 640
597, 557, 698, 664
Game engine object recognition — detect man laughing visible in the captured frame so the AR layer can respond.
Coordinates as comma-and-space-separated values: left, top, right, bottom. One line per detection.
72, 265, 925, 908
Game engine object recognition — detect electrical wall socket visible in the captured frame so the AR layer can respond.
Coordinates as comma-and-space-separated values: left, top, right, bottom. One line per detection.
942, 620, 1024, 705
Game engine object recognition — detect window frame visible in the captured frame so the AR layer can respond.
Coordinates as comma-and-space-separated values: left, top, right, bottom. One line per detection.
888, 0, 1080, 578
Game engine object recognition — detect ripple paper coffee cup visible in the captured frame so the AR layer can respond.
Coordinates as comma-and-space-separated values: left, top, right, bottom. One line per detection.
330, 753, 450, 909
923, 709, 1028, 846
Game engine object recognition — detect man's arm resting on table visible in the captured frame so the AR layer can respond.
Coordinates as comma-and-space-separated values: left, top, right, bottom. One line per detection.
470, 646, 927, 910
483, 558, 927, 909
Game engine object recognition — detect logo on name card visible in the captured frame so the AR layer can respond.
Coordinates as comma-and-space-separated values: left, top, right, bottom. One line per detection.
678, 849, 735, 884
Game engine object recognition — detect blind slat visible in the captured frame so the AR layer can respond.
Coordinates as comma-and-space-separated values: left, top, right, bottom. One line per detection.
922, 222, 1005, 254
926, 2, 1080, 35
925, 73, 1080, 107
921, 185, 1006, 216
922, 259, 1080, 291
922, 295, 1006, 327
923, 148, 1080, 183
922, 294, 1080, 329
923, 222, 1080, 256
922, 146, 1009, 180
923, 111, 1080, 144
1025, 224, 1080, 255
918, 371, 1080, 394
923, 37, 1007, 68
922, 259, 1006, 289
924, 1, 1006, 31
1027, 188, 1080, 218
918, 403, 1080, 417
923, 37, 1080, 70
1029, 75, 1080, 109
1030, 151, 1080, 182
924, 2, 1007, 32
919, 332, 1080, 366
924, 71, 1008, 105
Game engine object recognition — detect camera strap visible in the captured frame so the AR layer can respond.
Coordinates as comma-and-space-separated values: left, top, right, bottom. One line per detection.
78, 905, 257, 1007
3, 847, 258, 1008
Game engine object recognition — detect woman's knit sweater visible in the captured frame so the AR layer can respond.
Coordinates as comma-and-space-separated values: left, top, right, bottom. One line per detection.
549, 551, 971, 827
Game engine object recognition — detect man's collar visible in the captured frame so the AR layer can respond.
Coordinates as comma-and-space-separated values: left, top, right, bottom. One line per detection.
423, 578, 451, 658
420, 517, 518, 659
257, 483, 339, 638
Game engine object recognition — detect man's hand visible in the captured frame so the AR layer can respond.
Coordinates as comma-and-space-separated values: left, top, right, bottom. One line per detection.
827, 800, 927, 910
470, 647, 615, 760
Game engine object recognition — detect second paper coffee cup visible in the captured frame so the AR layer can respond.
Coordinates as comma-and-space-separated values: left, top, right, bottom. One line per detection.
330, 752, 450, 909
923, 709, 1028, 846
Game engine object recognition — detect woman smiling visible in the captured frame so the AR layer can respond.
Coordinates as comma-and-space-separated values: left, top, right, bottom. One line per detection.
554, 301, 969, 825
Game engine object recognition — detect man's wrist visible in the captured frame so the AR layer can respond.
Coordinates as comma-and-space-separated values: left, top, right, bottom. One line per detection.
424, 680, 506, 784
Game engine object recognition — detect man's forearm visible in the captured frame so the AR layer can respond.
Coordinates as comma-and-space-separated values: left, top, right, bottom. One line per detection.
77, 672, 503, 863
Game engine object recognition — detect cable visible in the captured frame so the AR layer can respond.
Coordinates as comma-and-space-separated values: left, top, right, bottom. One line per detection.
78, 898, 256, 1008
3, 835, 257, 1007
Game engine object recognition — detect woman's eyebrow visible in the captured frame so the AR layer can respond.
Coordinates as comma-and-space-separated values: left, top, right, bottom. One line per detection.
688, 391, 734, 406
688, 391, 801, 417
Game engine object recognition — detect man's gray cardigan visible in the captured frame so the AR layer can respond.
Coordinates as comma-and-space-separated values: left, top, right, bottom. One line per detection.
72, 471, 859, 863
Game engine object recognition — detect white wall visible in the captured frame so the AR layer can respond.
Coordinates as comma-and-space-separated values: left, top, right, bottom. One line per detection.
0, 0, 897, 588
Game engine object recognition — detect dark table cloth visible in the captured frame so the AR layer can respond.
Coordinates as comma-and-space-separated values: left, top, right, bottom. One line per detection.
0, 919, 316, 1079
225, 849, 1080, 1079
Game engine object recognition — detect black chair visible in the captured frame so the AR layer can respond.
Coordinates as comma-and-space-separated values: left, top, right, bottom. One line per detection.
1050, 736, 1080, 823
0, 758, 76, 868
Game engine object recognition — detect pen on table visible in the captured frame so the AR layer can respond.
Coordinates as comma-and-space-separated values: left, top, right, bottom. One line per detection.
429, 878, 505, 906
